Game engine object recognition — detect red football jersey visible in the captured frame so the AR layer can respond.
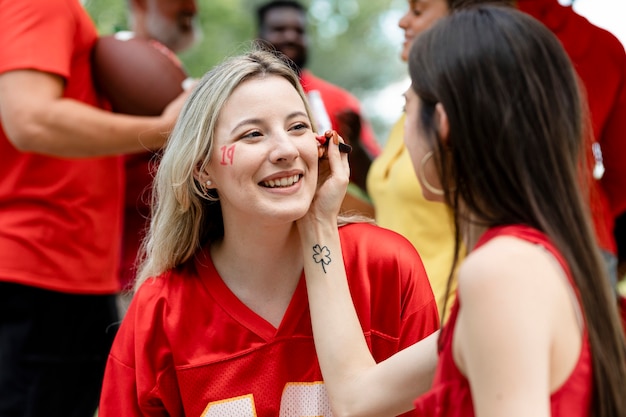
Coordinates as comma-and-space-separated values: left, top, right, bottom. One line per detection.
99, 223, 439, 416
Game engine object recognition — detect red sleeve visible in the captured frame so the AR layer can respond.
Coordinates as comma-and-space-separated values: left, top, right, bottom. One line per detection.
0, 0, 76, 77
99, 276, 184, 417
99, 355, 145, 417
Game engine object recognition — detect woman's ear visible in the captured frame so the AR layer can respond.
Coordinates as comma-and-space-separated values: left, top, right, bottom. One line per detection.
194, 163, 215, 189
435, 102, 450, 144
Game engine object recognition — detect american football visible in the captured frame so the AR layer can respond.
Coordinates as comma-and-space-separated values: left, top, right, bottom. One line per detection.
92, 34, 188, 116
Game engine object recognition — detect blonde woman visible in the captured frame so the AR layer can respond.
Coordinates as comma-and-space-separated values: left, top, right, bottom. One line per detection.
301, 7, 626, 417
98, 49, 438, 417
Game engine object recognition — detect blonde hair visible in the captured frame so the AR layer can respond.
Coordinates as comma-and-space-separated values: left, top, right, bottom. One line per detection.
135, 49, 314, 288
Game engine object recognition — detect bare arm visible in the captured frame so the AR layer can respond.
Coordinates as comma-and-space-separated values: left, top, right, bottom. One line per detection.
0, 69, 188, 157
297, 133, 438, 417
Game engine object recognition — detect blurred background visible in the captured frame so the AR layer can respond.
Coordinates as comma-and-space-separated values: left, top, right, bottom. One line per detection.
84, 0, 625, 146
85, 0, 409, 144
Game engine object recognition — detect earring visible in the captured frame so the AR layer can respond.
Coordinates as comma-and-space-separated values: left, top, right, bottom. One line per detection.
591, 142, 604, 180
419, 151, 444, 196
205, 179, 212, 186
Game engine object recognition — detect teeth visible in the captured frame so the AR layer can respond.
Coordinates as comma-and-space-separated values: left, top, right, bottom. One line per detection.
263, 174, 300, 188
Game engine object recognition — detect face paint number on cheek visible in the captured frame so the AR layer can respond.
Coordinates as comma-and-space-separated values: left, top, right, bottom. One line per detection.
220, 144, 236, 165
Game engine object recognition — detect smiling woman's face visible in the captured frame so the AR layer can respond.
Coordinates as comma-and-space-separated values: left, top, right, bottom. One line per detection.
204, 75, 319, 226
398, 0, 450, 61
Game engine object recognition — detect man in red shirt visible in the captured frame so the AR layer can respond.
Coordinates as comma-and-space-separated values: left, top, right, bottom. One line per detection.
0, 0, 188, 415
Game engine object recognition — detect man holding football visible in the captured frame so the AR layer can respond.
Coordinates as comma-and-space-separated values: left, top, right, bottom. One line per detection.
0, 0, 190, 416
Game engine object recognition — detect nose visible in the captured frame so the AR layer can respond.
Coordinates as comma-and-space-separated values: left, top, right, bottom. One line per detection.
268, 131, 300, 163
282, 28, 302, 43
398, 10, 410, 30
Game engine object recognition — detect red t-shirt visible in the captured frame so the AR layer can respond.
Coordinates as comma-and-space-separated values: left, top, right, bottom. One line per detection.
518, 0, 626, 253
414, 225, 592, 417
0, 0, 123, 294
99, 223, 439, 417
300, 70, 381, 158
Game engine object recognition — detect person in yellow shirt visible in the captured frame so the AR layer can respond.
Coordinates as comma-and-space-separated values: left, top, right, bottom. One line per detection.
367, 0, 462, 320
368, 114, 460, 320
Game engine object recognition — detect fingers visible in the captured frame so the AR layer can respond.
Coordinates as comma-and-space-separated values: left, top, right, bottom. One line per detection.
316, 130, 352, 155
324, 130, 351, 180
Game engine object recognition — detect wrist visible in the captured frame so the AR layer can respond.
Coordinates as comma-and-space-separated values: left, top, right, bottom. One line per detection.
297, 218, 339, 243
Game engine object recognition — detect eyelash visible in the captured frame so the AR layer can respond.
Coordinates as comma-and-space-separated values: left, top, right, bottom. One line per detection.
240, 122, 309, 139
242, 131, 262, 139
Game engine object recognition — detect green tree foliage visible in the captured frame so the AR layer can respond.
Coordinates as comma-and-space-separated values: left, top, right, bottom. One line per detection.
84, 0, 409, 142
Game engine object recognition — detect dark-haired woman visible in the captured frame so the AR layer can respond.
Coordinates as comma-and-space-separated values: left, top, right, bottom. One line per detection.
298, 5, 626, 417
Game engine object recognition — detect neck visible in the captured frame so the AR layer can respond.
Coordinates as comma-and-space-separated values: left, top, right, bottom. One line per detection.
463, 223, 487, 252
212, 222, 303, 288
458, 207, 488, 252
210, 223, 303, 327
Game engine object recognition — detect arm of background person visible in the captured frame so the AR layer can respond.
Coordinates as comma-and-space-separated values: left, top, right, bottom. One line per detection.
297, 134, 438, 417
0, 69, 188, 158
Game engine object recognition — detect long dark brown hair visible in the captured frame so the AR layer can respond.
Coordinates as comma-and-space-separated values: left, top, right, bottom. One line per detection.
408, 6, 626, 416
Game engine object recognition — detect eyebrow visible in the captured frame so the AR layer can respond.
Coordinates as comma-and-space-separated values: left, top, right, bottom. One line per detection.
230, 111, 309, 135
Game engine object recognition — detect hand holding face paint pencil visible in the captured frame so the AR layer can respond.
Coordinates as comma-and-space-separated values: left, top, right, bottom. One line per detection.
316, 130, 353, 154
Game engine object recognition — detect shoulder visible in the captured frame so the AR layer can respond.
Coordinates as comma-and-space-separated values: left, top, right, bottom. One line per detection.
579, 14, 625, 54
339, 222, 430, 292
133, 269, 176, 304
132, 264, 199, 310
461, 235, 557, 293
339, 222, 420, 256
112, 265, 200, 357
562, 12, 626, 70
457, 234, 570, 327
339, 223, 439, 332
1, 0, 86, 27
582, 23, 626, 70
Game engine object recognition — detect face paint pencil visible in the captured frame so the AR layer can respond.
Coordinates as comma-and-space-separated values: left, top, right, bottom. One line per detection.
316, 134, 352, 154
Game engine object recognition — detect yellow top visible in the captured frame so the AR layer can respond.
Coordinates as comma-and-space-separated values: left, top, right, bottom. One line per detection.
367, 114, 462, 321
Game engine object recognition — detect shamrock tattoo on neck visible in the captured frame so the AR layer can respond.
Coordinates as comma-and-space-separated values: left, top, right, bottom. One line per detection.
312, 244, 331, 273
